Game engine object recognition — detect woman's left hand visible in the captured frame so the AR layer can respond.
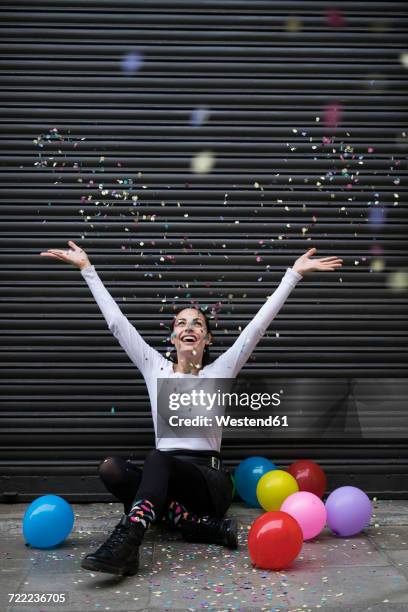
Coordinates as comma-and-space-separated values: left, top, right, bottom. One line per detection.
292, 247, 343, 276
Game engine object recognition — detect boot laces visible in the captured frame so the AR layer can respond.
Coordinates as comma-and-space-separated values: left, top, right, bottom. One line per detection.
184, 516, 225, 539
99, 521, 129, 552
201, 516, 223, 532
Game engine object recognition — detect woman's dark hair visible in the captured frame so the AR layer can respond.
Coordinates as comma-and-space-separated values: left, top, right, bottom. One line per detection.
169, 306, 213, 367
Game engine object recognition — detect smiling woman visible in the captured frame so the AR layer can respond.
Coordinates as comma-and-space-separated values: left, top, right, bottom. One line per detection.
170, 307, 214, 371
39, 241, 342, 576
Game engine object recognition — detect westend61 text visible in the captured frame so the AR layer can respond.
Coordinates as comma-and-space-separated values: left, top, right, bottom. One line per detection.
168, 415, 288, 427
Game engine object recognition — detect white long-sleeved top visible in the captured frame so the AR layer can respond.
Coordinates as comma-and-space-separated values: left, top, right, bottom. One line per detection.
80, 265, 302, 452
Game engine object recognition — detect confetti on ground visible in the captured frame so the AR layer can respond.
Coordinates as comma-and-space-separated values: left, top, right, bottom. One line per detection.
5, 500, 408, 611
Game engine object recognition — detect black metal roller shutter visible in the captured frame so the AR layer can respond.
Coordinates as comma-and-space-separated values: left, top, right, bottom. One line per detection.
0, 1, 407, 501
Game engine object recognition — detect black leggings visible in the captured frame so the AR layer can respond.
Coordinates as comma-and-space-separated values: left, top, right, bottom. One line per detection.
98, 449, 217, 520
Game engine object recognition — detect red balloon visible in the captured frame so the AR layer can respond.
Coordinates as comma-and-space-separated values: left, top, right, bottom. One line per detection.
288, 460, 327, 499
248, 511, 303, 570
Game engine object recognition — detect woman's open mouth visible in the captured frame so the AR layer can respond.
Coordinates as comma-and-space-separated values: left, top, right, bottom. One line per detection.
181, 334, 198, 344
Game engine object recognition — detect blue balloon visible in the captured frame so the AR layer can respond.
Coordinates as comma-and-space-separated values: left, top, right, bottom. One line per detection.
234, 456, 277, 507
23, 495, 74, 549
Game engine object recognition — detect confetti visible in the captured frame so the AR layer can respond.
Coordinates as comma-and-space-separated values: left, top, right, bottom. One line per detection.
190, 106, 211, 126
121, 51, 144, 73
191, 151, 215, 174
323, 103, 343, 128
387, 271, 408, 291
399, 53, 408, 68
286, 16, 302, 32
371, 258, 385, 272
325, 8, 345, 27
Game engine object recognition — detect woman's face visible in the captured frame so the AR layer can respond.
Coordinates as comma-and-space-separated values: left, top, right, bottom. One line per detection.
170, 308, 211, 362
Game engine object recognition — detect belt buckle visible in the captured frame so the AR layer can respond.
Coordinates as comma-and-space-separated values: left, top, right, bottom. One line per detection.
211, 456, 220, 470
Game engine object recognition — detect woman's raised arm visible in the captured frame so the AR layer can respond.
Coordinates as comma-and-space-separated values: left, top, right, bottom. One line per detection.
40, 241, 168, 378
208, 248, 342, 378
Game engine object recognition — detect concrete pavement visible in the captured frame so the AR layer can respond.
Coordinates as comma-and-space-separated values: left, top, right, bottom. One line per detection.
1, 500, 408, 611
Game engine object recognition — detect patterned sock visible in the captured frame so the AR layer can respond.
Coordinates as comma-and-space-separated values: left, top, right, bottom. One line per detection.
128, 498, 156, 529
166, 500, 202, 529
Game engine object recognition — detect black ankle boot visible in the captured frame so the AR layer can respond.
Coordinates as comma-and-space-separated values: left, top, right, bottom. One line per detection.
81, 514, 143, 576
180, 516, 238, 549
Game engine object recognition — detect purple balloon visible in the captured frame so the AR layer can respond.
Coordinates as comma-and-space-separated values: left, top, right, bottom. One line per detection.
325, 486, 372, 537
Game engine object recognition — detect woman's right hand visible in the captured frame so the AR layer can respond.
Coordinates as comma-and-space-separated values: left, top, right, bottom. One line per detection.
40, 240, 91, 270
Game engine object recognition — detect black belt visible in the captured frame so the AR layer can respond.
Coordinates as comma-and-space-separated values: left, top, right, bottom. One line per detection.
166, 452, 222, 471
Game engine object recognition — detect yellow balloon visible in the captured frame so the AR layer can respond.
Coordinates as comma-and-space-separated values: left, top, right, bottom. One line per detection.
256, 470, 299, 511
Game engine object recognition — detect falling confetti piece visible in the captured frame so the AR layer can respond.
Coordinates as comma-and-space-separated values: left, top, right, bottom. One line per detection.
190, 106, 211, 126
371, 258, 385, 272
387, 270, 408, 291
121, 51, 144, 73
325, 8, 345, 27
399, 53, 408, 68
191, 151, 215, 173
368, 207, 386, 227
286, 16, 302, 32
323, 103, 343, 128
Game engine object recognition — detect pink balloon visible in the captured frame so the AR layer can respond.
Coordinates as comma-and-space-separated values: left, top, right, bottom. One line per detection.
281, 491, 327, 540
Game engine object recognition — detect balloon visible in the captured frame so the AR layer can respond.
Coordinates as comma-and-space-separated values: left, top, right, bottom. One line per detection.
256, 469, 299, 511
234, 456, 277, 507
23, 495, 75, 548
287, 459, 327, 499
248, 511, 303, 570
281, 491, 327, 540
325, 486, 372, 537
